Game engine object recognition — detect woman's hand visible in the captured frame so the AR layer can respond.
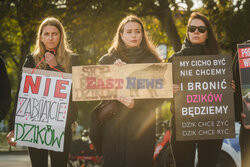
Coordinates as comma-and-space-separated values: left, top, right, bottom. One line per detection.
45, 52, 57, 67
117, 95, 134, 109
6, 130, 16, 147
114, 59, 126, 66
231, 80, 235, 92
173, 84, 180, 95
241, 113, 250, 129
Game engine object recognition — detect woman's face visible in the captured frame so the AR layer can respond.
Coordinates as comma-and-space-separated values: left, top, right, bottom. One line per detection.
188, 19, 207, 45
120, 22, 143, 48
41, 25, 60, 50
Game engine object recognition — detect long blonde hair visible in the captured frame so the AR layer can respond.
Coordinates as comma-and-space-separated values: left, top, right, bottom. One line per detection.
108, 15, 161, 61
33, 17, 72, 72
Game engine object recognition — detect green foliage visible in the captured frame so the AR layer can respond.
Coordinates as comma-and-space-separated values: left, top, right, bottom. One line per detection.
1, 0, 249, 129
201, 0, 250, 53
160, 101, 172, 121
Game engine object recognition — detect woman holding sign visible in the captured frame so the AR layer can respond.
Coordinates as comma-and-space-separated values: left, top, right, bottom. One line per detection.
96, 15, 163, 167
6, 17, 78, 167
233, 40, 250, 167
169, 12, 222, 167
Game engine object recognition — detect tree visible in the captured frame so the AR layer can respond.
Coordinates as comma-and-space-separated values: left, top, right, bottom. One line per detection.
201, 0, 250, 54
3, 0, 249, 129
0, 0, 62, 124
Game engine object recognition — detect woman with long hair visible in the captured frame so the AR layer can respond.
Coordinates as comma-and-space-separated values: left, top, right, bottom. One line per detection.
169, 12, 222, 167
97, 15, 163, 167
6, 17, 77, 167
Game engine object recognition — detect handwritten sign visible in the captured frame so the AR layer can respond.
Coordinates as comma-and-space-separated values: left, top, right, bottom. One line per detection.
72, 63, 173, 101
14, 68, 72, 152
173, 55, 235, 141
237, 44, 250, 125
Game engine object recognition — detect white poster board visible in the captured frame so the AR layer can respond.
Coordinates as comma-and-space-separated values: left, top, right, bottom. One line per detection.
14, 67, 72, 152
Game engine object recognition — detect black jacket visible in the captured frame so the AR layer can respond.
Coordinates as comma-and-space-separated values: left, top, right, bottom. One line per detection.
9, 55, 78, 133
0, 57, 11, 121
99, 50, 164, 167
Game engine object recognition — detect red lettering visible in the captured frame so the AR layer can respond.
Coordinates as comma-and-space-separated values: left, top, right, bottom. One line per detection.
239, 47, 250, 58
239, 58, 250, 68
86, 77, 123, 89
23, 75, 41, 94
86, 77, 96, 89
97, 79, 106, 89
115, 79, 124, 89
54, 80, 69, 99
106, 78, 114, 89
43, 78, 51, 96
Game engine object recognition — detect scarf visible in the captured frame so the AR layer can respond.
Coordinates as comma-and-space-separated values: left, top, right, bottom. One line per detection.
179, 38, 216, 56
118, 43, 149, 63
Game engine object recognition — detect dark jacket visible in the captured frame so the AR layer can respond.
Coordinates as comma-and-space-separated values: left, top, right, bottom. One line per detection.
99, 50, 164, 167
233, 40, 250, 122
0, 56, 11, 121
9, 54, 78, 133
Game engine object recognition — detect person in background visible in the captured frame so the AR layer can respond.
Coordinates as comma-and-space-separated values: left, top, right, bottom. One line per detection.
0, 56, 11, 121
97, 15, 164, 167
6, 17, 78, 167
233, 40, 250, 167
168, 12, 222, 167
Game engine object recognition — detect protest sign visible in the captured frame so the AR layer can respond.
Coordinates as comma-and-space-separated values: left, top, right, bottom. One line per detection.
72, 63, 173, 101
14, 67, 72, 152
237, 44, 250, 125
173, 55, 235, 141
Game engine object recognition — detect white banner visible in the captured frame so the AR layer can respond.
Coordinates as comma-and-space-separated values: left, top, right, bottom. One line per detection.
14, 68, 72, 152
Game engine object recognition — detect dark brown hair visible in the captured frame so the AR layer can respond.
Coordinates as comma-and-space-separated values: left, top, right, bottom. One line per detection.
108, 15, 161, 61
187, 12, 219, 54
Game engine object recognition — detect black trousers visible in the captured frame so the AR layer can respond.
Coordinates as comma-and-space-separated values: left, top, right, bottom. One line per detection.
240, 126, 250, 167
28, 131, 72, 167
171, 132, 222, 167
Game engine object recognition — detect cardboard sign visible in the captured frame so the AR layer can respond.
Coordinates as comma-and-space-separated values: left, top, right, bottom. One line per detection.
14, 67, 72, 152
72, 63, 173, 101
237, 44, 250, 125
173, 55, 235, 141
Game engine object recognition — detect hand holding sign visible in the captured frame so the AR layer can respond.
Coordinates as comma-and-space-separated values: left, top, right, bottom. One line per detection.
241, 113, 250, 130
231, 80, 236, 92
173, 84, 180, 95
6, 130, 16, 147
114, 59, 126, 66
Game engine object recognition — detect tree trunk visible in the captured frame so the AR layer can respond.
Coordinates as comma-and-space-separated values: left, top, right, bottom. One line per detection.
157, 0, 182, 52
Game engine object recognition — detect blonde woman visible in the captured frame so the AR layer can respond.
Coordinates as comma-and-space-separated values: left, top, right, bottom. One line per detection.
6, 17, 77, 167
